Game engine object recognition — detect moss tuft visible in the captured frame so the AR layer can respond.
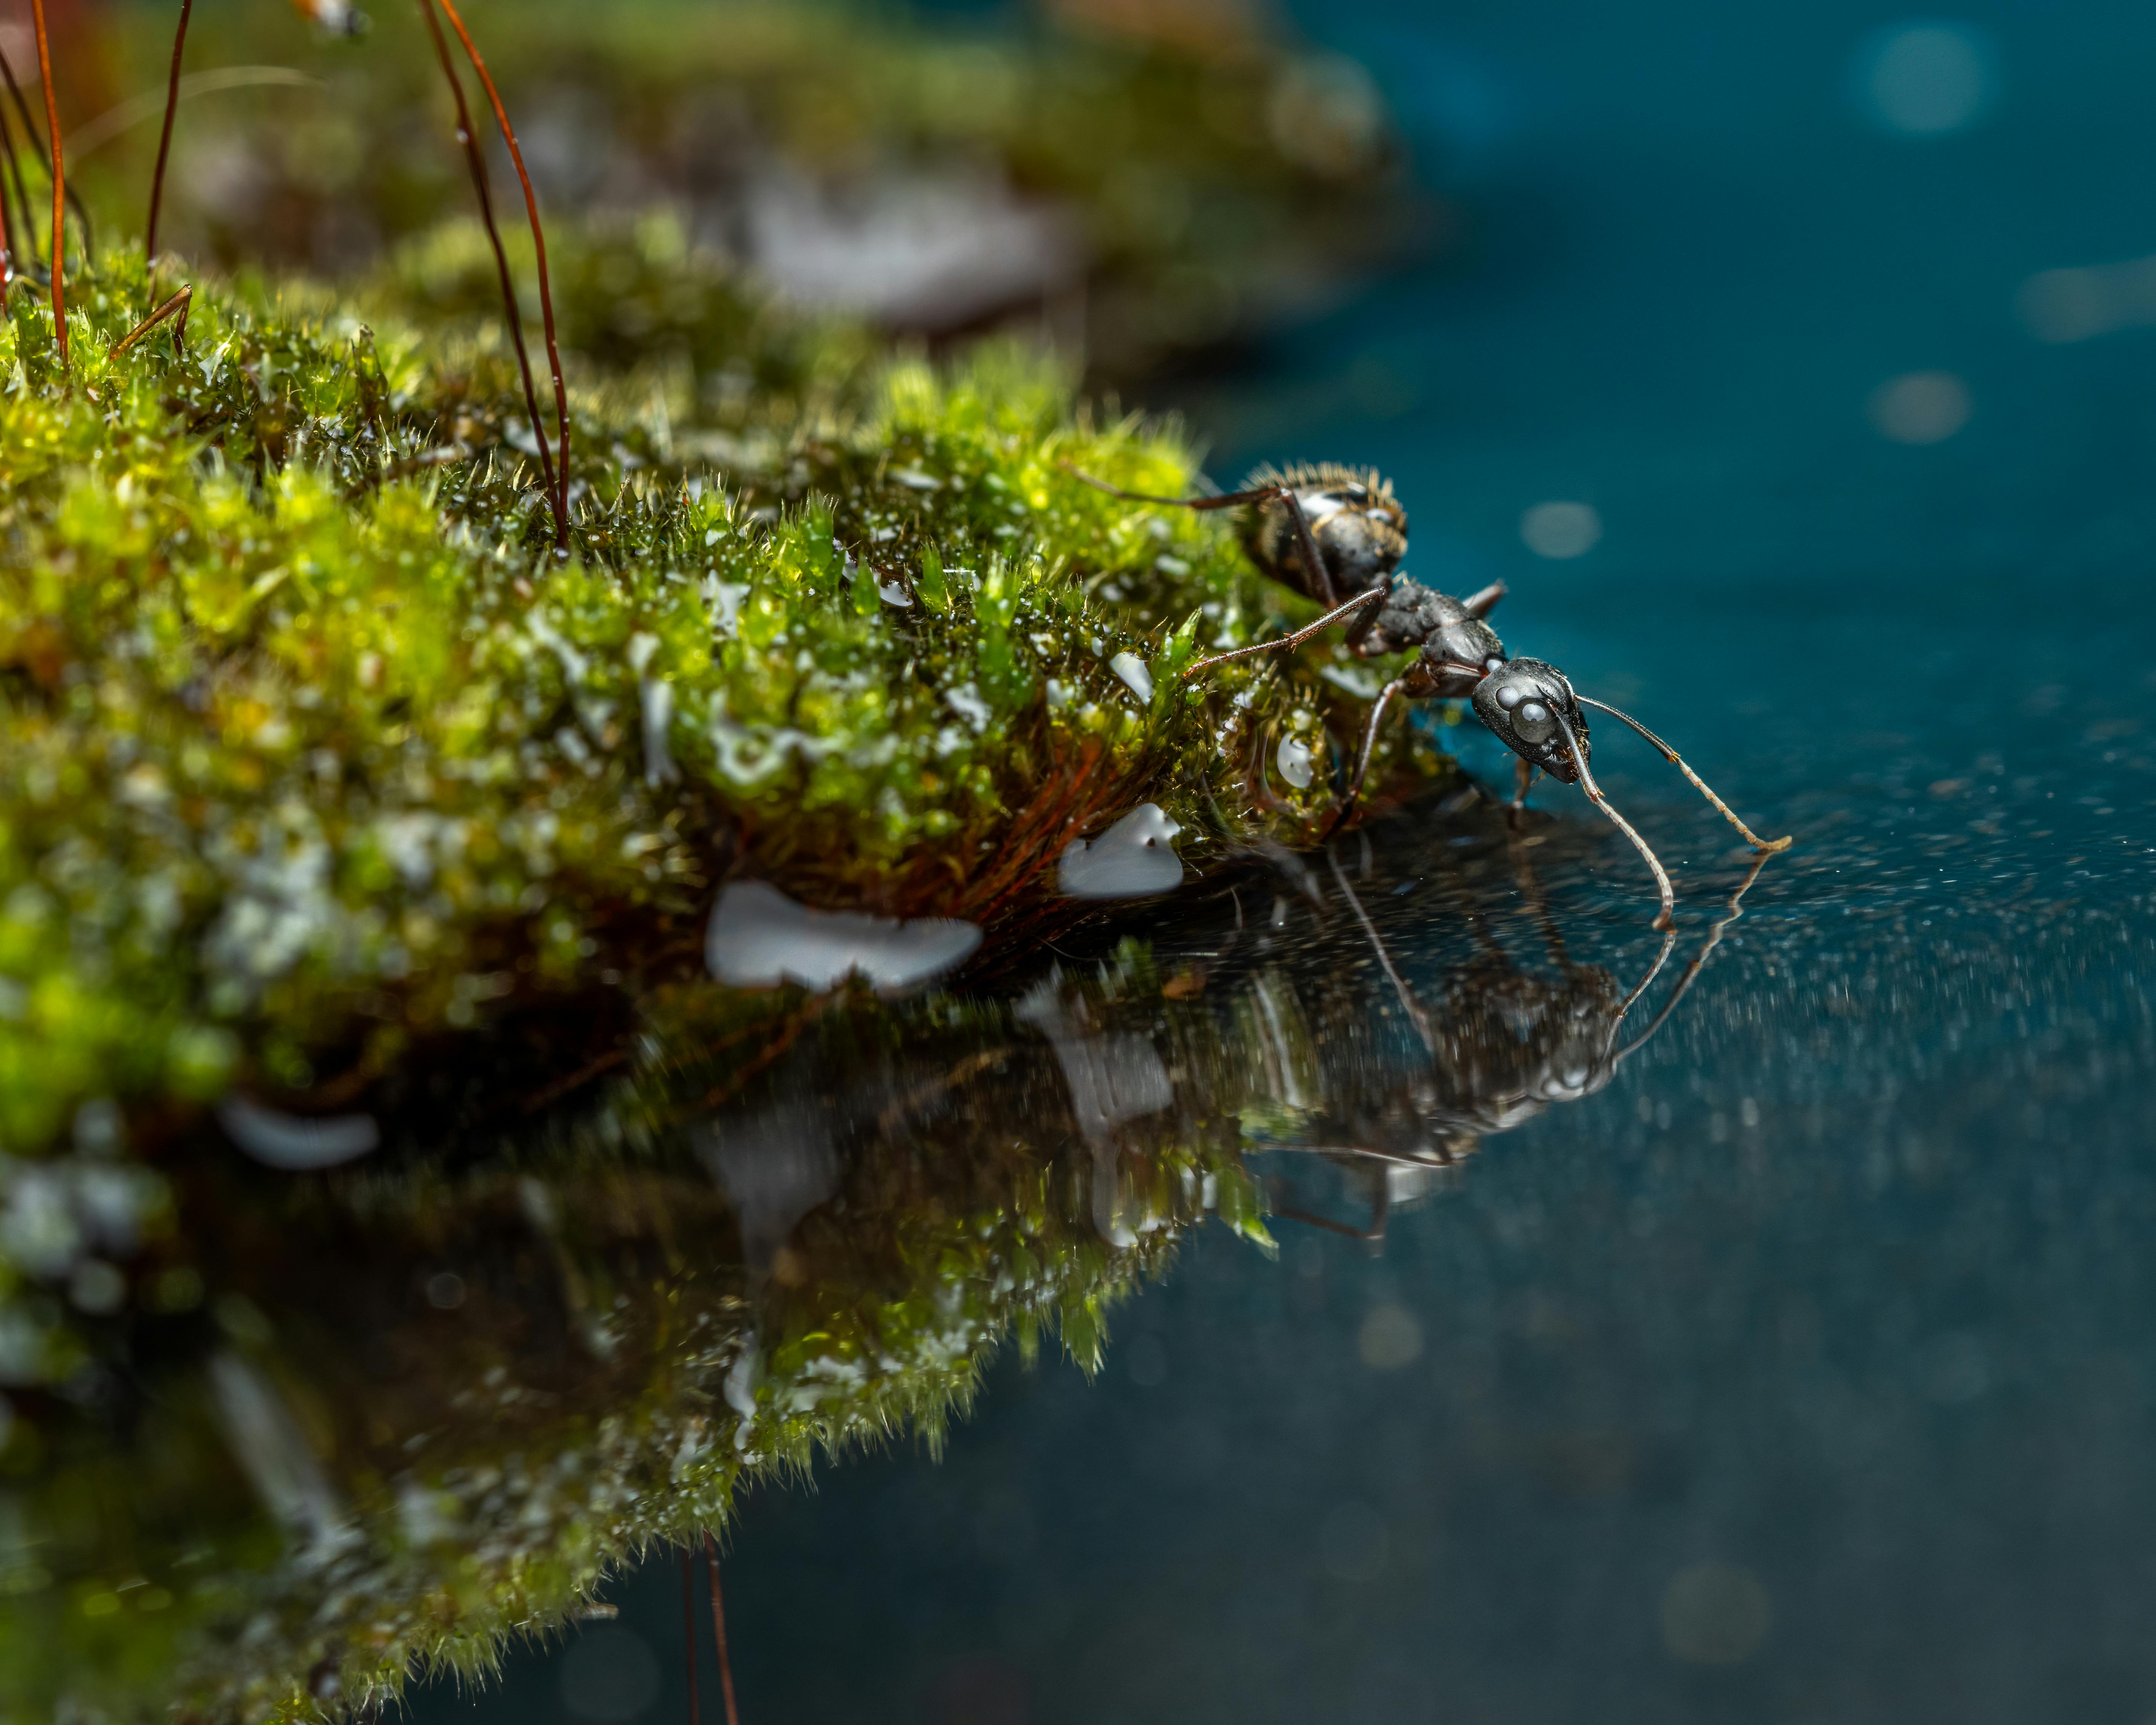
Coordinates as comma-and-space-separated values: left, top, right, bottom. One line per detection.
0, 226, 1454, 1157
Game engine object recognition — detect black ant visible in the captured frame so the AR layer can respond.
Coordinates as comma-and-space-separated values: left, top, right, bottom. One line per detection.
1065, 461, 1792, 926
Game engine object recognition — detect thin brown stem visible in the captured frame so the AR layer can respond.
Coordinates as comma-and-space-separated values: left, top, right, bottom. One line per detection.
412, 0, 558, 515
0, 95, 37, 276
0, 106, 20, 283
113, 283, 191, 356
679, 1547, 701, 1725
703, 1532, 742, 1725
144, 0, 194, 301
431, 0, 570, 550
27, 0, 62, 363
0, 41, 86, 257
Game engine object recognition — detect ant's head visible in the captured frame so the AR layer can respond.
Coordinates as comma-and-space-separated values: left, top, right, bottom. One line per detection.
1248, 463, 1408, 596
1472, 656, 1589, 782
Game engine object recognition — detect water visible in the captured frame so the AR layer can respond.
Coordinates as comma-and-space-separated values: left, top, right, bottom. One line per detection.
433, 0, 2156, 1719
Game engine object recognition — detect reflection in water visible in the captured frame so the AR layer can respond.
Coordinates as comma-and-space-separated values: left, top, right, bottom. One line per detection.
0, 803, 1765, 1722
1253, 840, 1767, 1245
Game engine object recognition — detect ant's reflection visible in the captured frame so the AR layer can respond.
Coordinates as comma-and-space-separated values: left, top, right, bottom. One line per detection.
1201, 829, 1773, 1248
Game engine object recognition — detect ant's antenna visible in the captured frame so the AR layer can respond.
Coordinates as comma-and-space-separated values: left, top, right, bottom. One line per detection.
1329, 850, 1435, 1053
1552, 709, 1675, 929
1576, 696, 1792, 853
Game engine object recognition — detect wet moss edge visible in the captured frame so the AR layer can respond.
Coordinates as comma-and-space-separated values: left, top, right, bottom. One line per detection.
0, 229, 1459, 1159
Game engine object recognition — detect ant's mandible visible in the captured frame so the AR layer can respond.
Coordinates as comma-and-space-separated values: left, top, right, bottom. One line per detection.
1065, 460, 1792, 926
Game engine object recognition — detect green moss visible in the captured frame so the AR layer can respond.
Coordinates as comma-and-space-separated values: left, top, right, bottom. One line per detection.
0, 225, 1456, 1159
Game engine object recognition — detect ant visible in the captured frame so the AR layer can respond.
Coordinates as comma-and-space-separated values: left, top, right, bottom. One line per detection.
1066, 461, 1792, 926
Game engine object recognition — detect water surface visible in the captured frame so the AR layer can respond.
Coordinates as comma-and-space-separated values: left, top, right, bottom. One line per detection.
417, 0, 2156, 1719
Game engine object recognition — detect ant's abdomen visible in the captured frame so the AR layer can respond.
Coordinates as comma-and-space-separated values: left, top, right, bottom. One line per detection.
1240, 462, 1409, 598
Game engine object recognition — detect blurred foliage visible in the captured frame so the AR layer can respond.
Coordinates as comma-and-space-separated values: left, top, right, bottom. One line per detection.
56, 0, 1434, 382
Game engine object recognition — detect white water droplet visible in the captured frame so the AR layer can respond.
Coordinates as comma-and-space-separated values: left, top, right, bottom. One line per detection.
1058, 803, 1184, 898
1520, 500, 1602, 559
217, 1097, 380, 1171
704, 880, 981, 994
1858, 23, 1991, 136
1276, 734, 1315, 789
1109, 652, 1154, 702
1869, 370, 1970, 444
639, 677, 678, 787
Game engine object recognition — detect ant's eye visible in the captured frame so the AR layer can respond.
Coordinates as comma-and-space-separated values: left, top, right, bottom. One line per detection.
1512, 700, 1555, 744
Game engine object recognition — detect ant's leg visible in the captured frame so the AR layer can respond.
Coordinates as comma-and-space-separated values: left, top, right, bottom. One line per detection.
1326, 659, 1485, 838
1061, 463, 1338, 606
1502, 822, 1574, 969
1269, 483, 1338, 607
1462, 580, 1506, 618
1330, 850, 1434, 1052
1510, 756, 1538, 812
112, 285, 191, 358
1365, 1180, 1392, 1255
1325, 677, 1408, 838
1265, 1181, 1388, 1244
1183, 587, 1382, 677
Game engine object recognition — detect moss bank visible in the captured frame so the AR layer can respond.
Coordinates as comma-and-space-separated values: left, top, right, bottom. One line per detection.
0, 226, 1458, 1160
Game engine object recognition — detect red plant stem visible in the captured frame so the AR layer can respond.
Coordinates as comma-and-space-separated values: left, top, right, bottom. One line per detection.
679, 1547, 701, 1725
27, 0, 62, 363
431, 0, 570, 550
145, 0, 194, 296
413, 0, 559, 514
703, 1532, 743, 1725
0, 42, 88, 262
0, 106, 22, 282
0, 77, 40, 274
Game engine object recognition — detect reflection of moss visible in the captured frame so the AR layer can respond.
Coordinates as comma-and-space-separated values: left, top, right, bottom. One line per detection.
0, 803, 1657, 1723
0, 968, 1274, 1724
